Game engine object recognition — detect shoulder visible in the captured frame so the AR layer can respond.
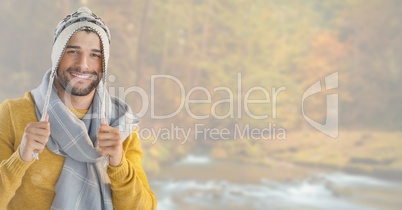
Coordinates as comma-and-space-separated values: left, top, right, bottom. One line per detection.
2, 92, 35, 108
1, 92, 31, 110
0, 92, 36, 119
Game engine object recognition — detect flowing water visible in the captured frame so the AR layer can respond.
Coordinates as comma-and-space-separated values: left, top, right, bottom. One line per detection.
151, 155, 402, 210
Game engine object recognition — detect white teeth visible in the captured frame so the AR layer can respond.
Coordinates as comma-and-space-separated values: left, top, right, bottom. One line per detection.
71, 73, 90, 79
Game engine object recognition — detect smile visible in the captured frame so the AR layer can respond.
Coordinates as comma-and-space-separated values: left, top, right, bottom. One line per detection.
71, 72, 92, 80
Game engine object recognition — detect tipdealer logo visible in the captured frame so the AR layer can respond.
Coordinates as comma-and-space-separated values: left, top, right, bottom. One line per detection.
301, 71, 339, 138
74, 71, 339, 142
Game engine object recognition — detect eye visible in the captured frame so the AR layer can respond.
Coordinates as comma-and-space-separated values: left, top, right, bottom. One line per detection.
91, 53, 102, 58
66, 50, 78, 54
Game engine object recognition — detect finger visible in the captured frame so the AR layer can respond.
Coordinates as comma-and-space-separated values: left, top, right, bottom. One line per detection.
98, 124, 118, 133
98, 132, 119, 141
99, 146, 118, 156
33, 136, 48, 145
30, 139, 46, 151
98, 124, 108, 133
26, 127, 50, 140
30, 121, 50, 130
25, 123, 40, 132
40, 121, 50, 130
98, 139, 118, 147
30, 131, 50, 143
31, 128, 51, 138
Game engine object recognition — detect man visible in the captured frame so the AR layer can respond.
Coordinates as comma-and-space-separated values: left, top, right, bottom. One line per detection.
0, 7, 157, 210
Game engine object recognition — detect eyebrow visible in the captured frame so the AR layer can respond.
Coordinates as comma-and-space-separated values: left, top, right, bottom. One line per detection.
66, 45, 102, 53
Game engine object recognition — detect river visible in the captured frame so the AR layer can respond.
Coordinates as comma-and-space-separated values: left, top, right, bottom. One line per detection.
150, 155, 402, 210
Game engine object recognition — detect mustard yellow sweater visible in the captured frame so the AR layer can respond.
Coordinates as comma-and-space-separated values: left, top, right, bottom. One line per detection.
0, 92, 157, 210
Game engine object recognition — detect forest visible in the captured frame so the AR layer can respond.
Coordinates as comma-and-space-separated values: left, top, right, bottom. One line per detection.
1, 0, 401, 130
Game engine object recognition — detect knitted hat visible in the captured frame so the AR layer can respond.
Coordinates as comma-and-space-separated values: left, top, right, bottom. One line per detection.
52, 7, 111, 73
41, 7, 111, 121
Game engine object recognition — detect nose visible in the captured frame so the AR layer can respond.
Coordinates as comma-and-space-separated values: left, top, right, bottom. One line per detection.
77, 54, 89, 70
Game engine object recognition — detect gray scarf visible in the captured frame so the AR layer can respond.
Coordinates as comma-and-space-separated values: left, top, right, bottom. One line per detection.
31, 69, 139, 210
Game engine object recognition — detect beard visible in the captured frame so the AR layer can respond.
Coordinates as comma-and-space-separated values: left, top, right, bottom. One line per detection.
56, 67, 101, 96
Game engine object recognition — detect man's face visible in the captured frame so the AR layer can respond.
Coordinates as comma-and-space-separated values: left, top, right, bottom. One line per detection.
56, 30, 102, 96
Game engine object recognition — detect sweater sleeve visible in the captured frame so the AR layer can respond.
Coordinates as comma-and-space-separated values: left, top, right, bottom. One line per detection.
0, 100, 35, 208
107, 129, 157, 210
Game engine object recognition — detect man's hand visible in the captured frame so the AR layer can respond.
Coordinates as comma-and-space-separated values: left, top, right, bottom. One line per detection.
19, 115, 50, 162
97, 123, 123, 167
